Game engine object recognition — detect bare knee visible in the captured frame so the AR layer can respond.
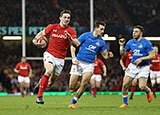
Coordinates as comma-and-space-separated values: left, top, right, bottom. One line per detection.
122, 84, 129, 91
45, 69, 53, 76
157, 78, 160, 84
90, 80, 95, 88
139, 85, 146, 91
44, 62, 54, 76
25, 84, 30, 88
81, 80, 89, 89
132, 79, 137, 86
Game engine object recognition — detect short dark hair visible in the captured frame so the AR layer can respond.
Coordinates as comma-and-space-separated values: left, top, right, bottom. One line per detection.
60, 10, 71, 17
94, 21, 106, 28
134, 25, 144, 33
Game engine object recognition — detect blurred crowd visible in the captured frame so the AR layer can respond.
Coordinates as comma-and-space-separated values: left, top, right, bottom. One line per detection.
0, 0, 159, 27
120, 0, 160, 26
0, 0, 123, 26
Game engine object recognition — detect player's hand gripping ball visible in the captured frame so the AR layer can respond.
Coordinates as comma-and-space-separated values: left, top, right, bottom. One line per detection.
37, 36, 48, 48
119, 38, 126, 45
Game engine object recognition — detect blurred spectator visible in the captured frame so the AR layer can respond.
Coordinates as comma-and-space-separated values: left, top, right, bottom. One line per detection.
120, 0, 160, 26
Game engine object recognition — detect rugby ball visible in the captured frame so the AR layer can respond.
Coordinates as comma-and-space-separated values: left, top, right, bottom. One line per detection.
119, 38, 126, 43
38, 36, 48, 48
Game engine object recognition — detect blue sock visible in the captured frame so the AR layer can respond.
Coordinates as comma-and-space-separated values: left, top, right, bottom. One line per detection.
70, 98, 77, 104
146, 88, 150, 94
123, 97, 128, 105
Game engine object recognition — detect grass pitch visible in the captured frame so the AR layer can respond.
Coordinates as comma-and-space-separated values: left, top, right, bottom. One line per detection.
0, 94, 160, 115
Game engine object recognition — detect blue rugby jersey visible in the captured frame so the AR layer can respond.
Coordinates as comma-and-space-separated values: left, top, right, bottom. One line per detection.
77, 32, 107, 63
125, 37, 153, 66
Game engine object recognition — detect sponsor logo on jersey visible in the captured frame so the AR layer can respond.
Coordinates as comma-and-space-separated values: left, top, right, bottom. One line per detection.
139, 44, 143, 48
132, 44, 137, 46
20, 65, 27, 69
52, 33, 67, 39
96, 41, 100, 46
152, 60, 160, 62
133, 49, 143, 56
128, 54, 133, 59
85, 45, 96, 53
94, 61, 98, 66
53, 29, 57, 32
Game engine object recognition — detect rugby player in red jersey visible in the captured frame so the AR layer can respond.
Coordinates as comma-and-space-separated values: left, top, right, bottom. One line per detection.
150, 46, 160, 98
14, 57, 32, 98
120, 50, 132, 71
32, 10, 77, 104
90, 56, 107, 97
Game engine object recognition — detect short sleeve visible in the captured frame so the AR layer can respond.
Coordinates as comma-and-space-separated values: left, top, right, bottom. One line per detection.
99, 59, 104, 67
145, 40, 153, 53
77, 33, 88, 44
27, 63, 31, 69
45, 24, 54, 35
100, 41, 107, 53
16, 63, 20, 70
124, 41, 131, 52
70, 29, 77, 39
121, 55, 126, 61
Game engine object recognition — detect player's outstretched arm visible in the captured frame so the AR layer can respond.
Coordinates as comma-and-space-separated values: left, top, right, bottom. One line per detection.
70, 46, 79, 65
101, 50, 113, 59
65, 31, 80, 47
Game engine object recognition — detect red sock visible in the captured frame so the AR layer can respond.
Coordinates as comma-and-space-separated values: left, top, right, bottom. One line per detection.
37, 75, 49, 97
21, 92, 24, 98
92, 88, 96, 96
130, 86, 136, 96
152, 86, 157, 97
98, 87, 102, 91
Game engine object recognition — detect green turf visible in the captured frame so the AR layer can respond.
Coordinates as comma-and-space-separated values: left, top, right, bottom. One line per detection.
0, 95, 160, 115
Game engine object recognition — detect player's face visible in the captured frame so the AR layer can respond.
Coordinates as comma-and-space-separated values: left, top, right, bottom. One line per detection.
60, 13, 71, 27
21, 58, 26, 63
95, 25, 105, 37
154, 46, 158, 54
132, 28, 142, 39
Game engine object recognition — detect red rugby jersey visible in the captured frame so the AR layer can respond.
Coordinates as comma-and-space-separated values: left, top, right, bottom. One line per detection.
16, 62, 31, 77
150, 54, 160, 71
93, 59, 104, 75
45, 24, 77, 59
121, 51, 132, 68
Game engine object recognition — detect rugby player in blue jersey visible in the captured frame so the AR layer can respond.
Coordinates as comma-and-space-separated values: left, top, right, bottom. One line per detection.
65, 21, 113, 108
119, 25, 155, 108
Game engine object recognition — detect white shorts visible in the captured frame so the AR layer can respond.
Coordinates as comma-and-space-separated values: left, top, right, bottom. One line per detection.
18, 76, 30, 83
150, 70, 160, 78
70, 62, 94, 76
43, 51, 64, 76
150, 70, 160, 85
125, 63, 150, 79
91, 74, 102, 82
